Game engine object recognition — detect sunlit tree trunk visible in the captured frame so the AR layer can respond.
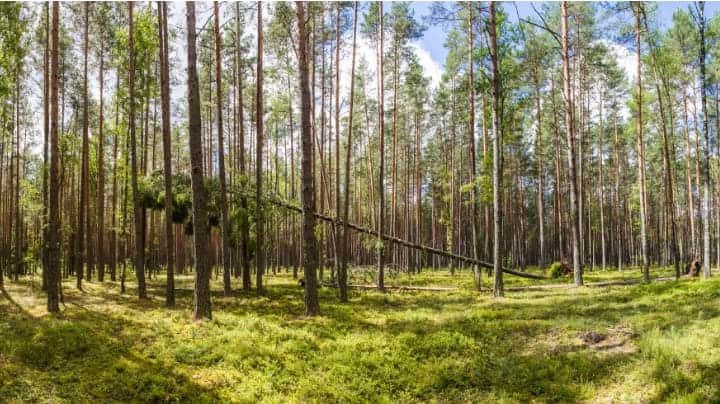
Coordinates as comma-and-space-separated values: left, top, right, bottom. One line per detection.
187, 1, 212, 320
561, 1, 583, 286
489, 2, 503, 297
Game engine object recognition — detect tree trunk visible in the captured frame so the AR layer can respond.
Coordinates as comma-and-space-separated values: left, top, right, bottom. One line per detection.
561, 1, 583, 286
489, 3, 503, 297
186, 1, 212, 320
534, 66, 545, 269
698, 2, 711, 278
255, 1, 265, 293
214, 2, 232, 296
158, 1, 174, 306
97, 26, 106, 282
468, 4, 481, 287
634, 5, 649, 282
376, 3, 385, 291
47, 1, 61, 312
641, 8, 679, 280
236, 3, 251, 291
77, 2, 90, 288
42, 2, 50, 291
339, 2, 358, 303
296, 1, 320, 316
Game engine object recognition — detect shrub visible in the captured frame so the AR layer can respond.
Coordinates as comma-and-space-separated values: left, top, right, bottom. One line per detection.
549, 262, 565, 279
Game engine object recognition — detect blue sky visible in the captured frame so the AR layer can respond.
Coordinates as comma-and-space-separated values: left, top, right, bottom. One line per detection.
411, 1, 720, 68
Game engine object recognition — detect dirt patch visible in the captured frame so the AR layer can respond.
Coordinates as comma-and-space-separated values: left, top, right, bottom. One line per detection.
580, 325, 638, 354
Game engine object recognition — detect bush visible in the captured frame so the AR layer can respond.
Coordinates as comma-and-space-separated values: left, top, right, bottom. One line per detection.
549, 262, 565, 279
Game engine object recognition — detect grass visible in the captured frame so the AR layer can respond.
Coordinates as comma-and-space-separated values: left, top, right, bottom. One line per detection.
1, 266, 719, 402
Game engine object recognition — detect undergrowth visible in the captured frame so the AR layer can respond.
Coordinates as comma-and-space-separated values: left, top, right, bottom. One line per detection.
0, 267, 718, 402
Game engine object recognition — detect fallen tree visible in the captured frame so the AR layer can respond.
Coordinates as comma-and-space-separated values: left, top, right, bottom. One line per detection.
261, 195, 547, 280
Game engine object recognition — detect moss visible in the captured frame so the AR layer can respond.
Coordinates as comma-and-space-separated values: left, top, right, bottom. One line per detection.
0, 268, 719, 402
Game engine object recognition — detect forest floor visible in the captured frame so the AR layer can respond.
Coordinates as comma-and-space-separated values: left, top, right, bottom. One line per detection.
1, 266, 720, 402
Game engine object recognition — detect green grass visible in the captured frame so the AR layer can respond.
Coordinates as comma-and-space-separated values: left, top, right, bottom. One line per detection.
1, 267, 719, 402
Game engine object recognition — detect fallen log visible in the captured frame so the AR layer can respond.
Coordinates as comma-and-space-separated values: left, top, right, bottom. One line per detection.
493, 276, 679, 292
321, 282, 456, 292
263, 196, 547, 280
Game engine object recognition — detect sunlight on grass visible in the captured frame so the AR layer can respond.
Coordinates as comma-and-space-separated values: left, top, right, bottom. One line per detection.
1, 267, 719, 402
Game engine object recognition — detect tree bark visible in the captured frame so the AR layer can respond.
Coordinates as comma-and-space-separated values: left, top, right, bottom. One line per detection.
255, 1, 266, 293
339, 2, 358, 303
129, 2, 147, 298
296, 1, 320, 316
641, 7, 679, 280
158, 1, 174, 306
236, 3, 251, 291
376, 3, 385, 291
634, 4, 649, 283
186, 1, 212, 320
698, 2, 711, 278
561, 2, 583, 286
489, 3, 504, 296
47, 1, 61, 312
214, 2, 232, 296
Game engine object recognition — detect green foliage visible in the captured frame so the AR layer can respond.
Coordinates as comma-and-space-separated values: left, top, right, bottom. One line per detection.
3, 268, 720, 402
549, 261, 565, 279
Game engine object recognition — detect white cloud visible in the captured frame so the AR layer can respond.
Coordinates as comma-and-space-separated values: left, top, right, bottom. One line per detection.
410, 41, 442, 90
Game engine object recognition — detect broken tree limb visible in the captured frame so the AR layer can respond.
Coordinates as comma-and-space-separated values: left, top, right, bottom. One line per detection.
320, 281, 456, 292
260, 195, 547, 280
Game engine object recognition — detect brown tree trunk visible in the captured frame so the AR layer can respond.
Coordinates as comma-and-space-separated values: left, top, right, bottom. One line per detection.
186, 1, 212, 320
634, 5, 649, 282
236, 3, 251, 291
214, 2, 232, 296
561, 1, 583, 286
42, 2, 50, 291
97, 27, 106, 282
77, 2, 90, 288
698, 2, 711, 278
255, 1, 266, 293
468, 4, 481, 287
641, 8, 679, 279
534, 66, 544, 269
296, 1, 320, 316
339, 2, 358, 303
158, 1, 174, 306
47, 1, 61, 312
128, 2, 147, 298
376, 3, 385, 291
489, 2, 503, 296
